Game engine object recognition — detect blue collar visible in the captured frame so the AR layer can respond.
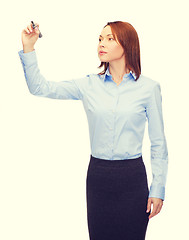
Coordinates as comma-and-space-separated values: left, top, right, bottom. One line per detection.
100, 66, 137, 82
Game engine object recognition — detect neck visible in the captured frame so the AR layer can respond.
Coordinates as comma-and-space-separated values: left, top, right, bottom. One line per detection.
108, 58, 130, 81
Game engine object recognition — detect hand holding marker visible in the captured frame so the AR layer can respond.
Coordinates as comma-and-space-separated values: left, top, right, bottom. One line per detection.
31, 21, 42, 38
21, 21, 43, 53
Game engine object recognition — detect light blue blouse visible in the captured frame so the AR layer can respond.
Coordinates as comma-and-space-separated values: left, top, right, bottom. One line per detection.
18, 49, 168, 200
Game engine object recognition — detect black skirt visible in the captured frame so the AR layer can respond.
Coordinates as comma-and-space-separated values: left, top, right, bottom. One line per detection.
86, 154, 151, 240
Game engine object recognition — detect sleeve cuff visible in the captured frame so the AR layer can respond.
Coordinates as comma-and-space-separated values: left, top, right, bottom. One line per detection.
148, 184, 165, 201
18, 49, 38, 66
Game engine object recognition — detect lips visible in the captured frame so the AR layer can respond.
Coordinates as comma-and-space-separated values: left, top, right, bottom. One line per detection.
99, 51, 107, 55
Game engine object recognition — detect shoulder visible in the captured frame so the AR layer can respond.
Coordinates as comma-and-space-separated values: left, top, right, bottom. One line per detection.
74, 73, 100, 82
137, 74, 160, 88
84, 73, 103, 86
86, 73, 102, 80
135, 75, 162, 105
72, 73, 101, 92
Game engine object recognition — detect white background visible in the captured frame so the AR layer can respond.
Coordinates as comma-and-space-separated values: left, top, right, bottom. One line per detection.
1, 0, 189, 239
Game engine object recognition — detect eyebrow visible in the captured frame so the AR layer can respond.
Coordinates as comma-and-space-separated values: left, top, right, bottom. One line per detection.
99, 34, 113, 37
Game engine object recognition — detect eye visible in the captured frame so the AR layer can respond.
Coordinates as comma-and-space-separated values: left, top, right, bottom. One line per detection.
98, 38, 114, 42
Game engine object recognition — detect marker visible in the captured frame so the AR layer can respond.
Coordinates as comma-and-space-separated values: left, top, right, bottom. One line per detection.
31, 21, 42, 38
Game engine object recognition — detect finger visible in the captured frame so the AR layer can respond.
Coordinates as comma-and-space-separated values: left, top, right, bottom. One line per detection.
27, 25, 33, 33
149, 204, 159, 219
24, 28, 30, 34
154, 201, 163, 214
34, 26, 39, 33
31, 24, 40, 34
156, 202, 163, 214
149, 209, 156, 219
28, 24, 39, 34
146, 198, 151, 213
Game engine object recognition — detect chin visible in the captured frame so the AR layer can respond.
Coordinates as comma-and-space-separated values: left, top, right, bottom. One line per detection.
98, 56, 109, 62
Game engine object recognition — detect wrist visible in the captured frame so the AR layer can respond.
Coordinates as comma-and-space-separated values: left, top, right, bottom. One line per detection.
23, 46, 35, 53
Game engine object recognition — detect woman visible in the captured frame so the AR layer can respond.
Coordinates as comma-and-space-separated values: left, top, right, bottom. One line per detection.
18, 21, 168, 240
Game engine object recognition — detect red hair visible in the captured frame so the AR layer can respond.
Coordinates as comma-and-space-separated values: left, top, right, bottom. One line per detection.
98, 21, 141, 81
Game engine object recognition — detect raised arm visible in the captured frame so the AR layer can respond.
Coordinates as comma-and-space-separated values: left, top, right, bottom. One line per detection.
19, 22, 85, 100
18, 49, 85, 100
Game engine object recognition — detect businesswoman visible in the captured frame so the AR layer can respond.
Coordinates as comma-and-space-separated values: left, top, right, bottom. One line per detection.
19, 21, 168, 240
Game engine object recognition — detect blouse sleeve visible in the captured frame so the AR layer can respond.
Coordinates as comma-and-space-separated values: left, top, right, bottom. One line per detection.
18, 50, 86, 100
145, 82, 169, 201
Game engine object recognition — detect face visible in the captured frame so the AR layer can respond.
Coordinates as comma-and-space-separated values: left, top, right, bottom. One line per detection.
97, 25, 125, 63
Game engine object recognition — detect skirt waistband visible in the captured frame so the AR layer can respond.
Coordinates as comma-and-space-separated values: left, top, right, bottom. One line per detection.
90, 154, 143, 167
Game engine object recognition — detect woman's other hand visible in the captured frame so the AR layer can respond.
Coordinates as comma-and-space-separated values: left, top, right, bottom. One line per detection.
146, 197, 164, 219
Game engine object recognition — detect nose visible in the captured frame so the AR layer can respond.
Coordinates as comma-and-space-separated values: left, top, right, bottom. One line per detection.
99, 43, 106, 51
99, 39, 106, 48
